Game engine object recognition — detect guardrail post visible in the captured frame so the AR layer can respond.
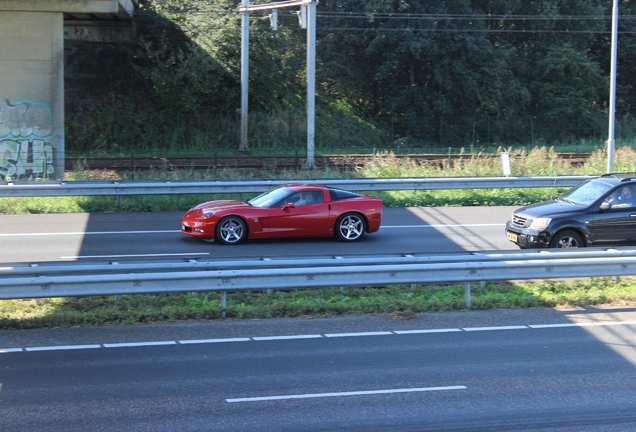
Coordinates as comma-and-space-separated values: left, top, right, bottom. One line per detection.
465, 282, 471, 309
221, 291, 227, 318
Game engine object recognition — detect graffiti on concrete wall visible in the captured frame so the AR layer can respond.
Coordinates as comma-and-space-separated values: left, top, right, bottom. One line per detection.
0, 99, 56, 139
0, 138, 55, 179
0, 99, 57, 179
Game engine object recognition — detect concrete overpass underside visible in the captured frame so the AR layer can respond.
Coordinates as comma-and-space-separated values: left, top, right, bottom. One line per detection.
0, 0, 137, 180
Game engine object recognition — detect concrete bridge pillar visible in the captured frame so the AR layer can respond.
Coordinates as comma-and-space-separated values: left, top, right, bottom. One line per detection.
0, 11, 64, 180
0, 1, 135, 181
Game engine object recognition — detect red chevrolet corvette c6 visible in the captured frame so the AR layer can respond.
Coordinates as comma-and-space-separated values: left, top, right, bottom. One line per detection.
181, 184, 383, 245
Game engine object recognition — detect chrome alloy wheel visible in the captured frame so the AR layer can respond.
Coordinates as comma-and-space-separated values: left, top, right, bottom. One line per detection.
336, 213, 365, 242
217, 216, 247, 245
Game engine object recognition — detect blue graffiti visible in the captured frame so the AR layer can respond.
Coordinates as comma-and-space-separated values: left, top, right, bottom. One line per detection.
0, 99, 57, 139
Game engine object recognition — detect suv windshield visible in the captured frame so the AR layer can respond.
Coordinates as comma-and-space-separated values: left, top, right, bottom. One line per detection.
558, 179, 614, 205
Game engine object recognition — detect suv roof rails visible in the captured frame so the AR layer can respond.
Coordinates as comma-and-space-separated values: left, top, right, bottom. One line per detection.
600, 172, 636, 178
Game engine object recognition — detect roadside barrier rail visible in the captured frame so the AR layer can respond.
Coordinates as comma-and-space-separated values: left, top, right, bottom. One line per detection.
3, 248, 636, 276
0, 176, 593, 197
1, 249, 635, 302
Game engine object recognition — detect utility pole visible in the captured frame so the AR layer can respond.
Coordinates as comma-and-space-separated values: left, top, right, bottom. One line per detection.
238, 0, 317, 165
240, 0, 250, 151
607, 0, 618, 172
306, 1, 316, 167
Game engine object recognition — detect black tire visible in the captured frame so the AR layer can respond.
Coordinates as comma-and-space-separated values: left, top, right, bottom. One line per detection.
549, 230, 584, 248
215, 216, 247, 245
335, 213, 366, 242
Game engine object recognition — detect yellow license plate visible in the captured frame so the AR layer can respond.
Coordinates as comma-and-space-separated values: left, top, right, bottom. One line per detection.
507, 232, 518, 242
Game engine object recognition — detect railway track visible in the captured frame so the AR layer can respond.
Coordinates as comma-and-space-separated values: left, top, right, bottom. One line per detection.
65, 152, 591, 174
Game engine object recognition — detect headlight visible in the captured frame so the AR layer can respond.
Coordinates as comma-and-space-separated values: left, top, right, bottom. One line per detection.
197, 209, 216, 219
529, 218, 551, 229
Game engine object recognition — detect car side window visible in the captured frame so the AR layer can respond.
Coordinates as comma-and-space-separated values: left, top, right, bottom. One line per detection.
274, 191, 324, 207
608, 184, 636, 208
294, 191, 323, 206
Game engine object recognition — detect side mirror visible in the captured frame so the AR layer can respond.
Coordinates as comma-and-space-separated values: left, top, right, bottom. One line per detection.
600, 202, 611, 211
283, 202, 295, 210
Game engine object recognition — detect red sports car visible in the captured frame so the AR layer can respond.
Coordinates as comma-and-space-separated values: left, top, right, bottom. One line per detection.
181, 184, 383, 244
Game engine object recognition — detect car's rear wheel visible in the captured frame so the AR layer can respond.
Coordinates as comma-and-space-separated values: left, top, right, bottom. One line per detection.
549, 230, 583, 248
335, 213, 366, 242
216, 216, 247, 245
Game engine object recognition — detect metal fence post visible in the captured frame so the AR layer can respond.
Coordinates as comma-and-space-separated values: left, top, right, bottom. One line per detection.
465, 282, 471, 309
221, 291, 227, 318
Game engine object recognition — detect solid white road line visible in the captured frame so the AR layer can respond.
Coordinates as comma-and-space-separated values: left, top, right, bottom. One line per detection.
103, 341, 177, 348
61, 252, 209, 259
0, 230, 179, 237
0, 224, 504, 238
253, 335, 323, 341
225, 385, 467, 403
528, 323, 594, 328
325, 331, 393, 337
25, 344, 101, 351
463, 325, 528, 331
595, 320, 636, 326
395, 328, 463, 334
382, 224, 504, 228
179, 338, 251, 344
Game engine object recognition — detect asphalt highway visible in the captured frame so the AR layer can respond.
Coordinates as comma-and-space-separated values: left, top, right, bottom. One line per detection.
0, 206, 516, 263
2, 309, 636, 431
3, 207, 636, 431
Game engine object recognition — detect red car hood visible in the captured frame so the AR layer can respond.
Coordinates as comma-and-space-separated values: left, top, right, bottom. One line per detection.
192, 200, 250, 212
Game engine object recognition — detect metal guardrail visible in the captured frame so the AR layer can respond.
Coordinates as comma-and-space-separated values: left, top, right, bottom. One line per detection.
3, 248, 635, 276
0, 176, 593, 197
2, 249, 635, 301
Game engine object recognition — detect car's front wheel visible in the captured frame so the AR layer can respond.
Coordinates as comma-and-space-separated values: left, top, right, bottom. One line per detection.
335, 213, 366, 242
549, 230, 583, 248
216, 216, 247, 245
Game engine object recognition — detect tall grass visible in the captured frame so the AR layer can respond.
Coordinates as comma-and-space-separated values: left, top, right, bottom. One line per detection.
3, 145, 636, 214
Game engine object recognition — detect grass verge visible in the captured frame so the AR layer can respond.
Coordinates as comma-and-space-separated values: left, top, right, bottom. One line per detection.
1, 277, 635, 330
3, 145, 636, 328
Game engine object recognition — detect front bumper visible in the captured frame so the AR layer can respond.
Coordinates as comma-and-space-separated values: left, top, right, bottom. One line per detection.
181, 218, 216, 239
505, 223, 550, 248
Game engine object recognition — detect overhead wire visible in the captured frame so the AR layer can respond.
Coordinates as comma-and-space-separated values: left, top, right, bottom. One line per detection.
132, 9, 636, 34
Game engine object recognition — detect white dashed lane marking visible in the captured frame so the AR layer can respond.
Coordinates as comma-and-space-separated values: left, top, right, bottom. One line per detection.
225, 385, 468, 403
3, 321, 635, 354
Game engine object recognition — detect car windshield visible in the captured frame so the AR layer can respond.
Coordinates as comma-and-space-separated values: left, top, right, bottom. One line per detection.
247, 186, 293, 208
558, 179, 614, 205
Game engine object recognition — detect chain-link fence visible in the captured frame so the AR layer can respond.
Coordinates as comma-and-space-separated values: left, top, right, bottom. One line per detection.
66, 110, 636, 157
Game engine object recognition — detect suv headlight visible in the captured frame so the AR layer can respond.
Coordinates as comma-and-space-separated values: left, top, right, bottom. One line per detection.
529, 218, 551, 229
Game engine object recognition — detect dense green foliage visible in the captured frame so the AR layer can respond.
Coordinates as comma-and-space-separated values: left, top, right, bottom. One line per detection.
64, 0, 636, 156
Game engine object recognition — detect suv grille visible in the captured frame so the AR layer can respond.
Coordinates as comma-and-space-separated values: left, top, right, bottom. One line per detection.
512, 214, 529, 228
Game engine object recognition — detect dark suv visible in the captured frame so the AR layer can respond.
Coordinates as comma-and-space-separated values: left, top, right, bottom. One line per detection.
506, 173, 636, 248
